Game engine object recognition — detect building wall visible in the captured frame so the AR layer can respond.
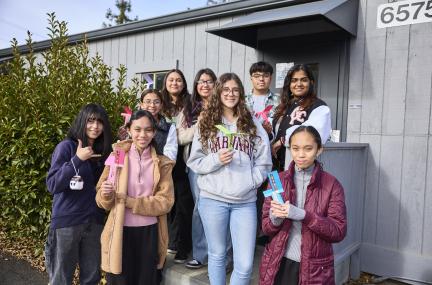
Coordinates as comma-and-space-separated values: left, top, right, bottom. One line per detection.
86, 15, 262, 94
347, 0, 432, 283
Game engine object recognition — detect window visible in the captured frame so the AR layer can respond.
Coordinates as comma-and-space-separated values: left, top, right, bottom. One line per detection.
139, 71, 168, 90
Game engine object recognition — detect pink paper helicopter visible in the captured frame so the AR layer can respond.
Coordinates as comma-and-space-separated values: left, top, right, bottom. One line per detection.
255, 105, 273, 123
120, 106, 132, 125
104, 148, 126, 185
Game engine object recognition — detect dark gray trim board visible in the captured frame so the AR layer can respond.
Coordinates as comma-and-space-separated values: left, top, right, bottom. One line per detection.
0, 0, 315, 57
324, 142, 369, 150
361, 243, 432, 285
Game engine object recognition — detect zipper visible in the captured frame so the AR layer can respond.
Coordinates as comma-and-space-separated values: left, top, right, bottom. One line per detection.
138, 154, 142, 183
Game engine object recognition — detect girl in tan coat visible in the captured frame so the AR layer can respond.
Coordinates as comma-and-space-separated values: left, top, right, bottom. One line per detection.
96, 110, 175, 285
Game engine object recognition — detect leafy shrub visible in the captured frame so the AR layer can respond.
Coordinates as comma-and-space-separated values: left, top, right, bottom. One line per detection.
0, 13, 141, 247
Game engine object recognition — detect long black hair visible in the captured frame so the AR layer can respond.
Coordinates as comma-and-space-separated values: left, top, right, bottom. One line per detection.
67, 103, 112, 157
183, 68, 217, 127
161, 69, 190, 119
273, 64, 317, 124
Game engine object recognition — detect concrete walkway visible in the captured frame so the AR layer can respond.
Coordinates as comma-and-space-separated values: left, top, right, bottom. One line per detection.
0, 251, 48, 285
1, 248, 409, 285
162, 246, 263, 285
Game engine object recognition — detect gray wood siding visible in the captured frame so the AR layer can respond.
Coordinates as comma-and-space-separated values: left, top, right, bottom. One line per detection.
218, 17, 233, 77
194, 22, 207, 75
206, 19, 221, 75
173, 26, 185, 69
87, 15, 259, 91
424, 138, 432, 256
347, 0, 432, 282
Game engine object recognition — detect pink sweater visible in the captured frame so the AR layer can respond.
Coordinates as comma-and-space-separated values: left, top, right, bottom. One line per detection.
123, 144, 157, 227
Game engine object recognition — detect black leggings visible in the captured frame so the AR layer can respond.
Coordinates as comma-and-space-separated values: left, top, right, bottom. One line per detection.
274, 257, 300, 285
168, 178, 193, 255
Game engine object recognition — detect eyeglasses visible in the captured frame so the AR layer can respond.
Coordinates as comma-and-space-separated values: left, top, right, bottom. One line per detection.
222, 87, 240, 96
251, 73, 271, 79
197, 80, 214, 85
142, 99, 161, 105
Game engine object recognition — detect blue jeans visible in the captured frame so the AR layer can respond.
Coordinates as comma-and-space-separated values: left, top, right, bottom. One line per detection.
188, 169, 208, 263
198, 198, 257, 285
189, 169, 233, 265
45, 223, 103, 285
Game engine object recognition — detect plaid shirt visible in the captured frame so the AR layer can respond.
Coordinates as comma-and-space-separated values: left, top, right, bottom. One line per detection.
245, 90, 280, 121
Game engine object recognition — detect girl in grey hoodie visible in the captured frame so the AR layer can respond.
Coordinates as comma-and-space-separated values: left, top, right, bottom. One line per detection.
187, 73, 272, 285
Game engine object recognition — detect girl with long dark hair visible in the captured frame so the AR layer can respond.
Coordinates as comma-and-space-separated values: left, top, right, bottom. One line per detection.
161, 69, 194, 263
271, 64, 331, 171
187, 73, 272, 285
45, 103, 112, 285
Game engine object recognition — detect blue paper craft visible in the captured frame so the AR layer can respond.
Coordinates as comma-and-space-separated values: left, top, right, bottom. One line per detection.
263, 170, 284, 204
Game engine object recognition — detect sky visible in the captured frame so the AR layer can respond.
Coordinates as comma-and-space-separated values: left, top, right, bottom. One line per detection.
0, 0, 209, 50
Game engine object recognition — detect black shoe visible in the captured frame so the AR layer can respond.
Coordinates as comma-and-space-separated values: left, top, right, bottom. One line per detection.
173, 253, 188, 264
185, 259, 204, 269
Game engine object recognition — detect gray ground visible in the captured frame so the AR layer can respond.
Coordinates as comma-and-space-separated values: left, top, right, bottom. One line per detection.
0, 249, 410, 285
0, 251, 48, 285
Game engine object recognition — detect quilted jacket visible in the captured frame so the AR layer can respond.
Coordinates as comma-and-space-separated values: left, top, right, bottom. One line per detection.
259, 160, 347, 285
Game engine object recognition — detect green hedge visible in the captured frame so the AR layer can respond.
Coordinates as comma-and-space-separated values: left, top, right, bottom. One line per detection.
0, 13, 140, 244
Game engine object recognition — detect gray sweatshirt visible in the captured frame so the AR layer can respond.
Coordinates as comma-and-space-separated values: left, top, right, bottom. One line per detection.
187, 117, 272, 204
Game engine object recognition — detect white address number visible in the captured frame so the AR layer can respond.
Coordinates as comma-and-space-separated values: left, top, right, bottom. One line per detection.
377, 0, 432, 28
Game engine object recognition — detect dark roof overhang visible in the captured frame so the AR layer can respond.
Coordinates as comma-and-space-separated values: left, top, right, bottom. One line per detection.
206, 0, 358, 48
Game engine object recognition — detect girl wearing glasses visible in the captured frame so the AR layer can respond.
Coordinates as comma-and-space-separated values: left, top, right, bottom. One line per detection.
118, 89, 178, 161
139, 89, 178, 161
178, 68, 233, 270
187, 73, 272, 285
161, 69, 195, 264
271, 64, 331, 171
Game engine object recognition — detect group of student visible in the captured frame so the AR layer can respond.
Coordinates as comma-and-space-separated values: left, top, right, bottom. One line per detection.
44, 62, 347, 285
